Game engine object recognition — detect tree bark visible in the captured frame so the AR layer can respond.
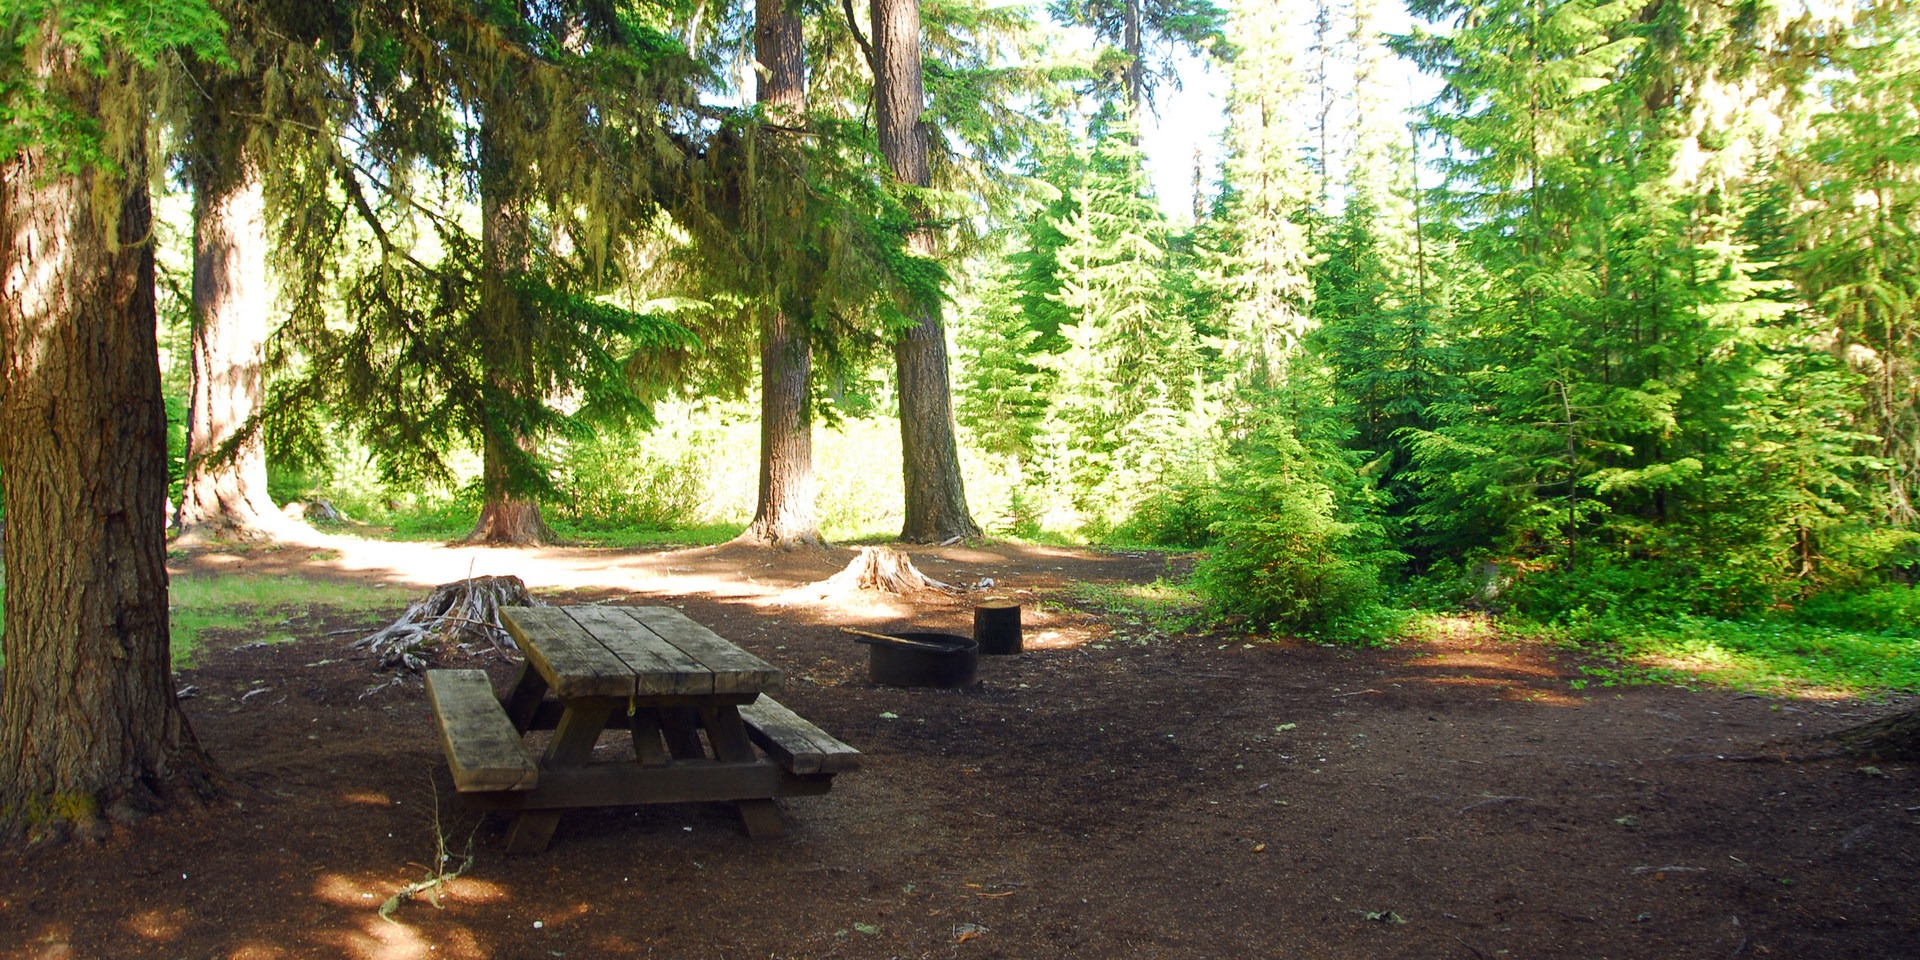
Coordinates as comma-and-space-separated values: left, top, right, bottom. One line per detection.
1829, 705, 1920, 762
471, 429, 554, 546
1125, 0, 1144, 115
0, 32, 217, 838
740, 0, 823, 549
870, 0, 981, 543
468, 109, 553, 547
175, 150, 282, 541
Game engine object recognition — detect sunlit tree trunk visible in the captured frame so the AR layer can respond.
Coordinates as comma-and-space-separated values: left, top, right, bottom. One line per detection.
176, 148, 282, 540
0, 28, 216, 838
740, 0, 822, 548
468, 112, 554, 547
871, 0, 980, 543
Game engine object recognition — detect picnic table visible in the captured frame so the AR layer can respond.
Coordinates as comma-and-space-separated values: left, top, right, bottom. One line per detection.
424, 605, 859, 853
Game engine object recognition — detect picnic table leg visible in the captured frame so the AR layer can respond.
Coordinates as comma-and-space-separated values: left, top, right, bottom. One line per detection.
501, 661, 549, 734
699, 705, 787, 839
658, 706, 706, 760
630, 708, 671, 766
506, 699, 616, 854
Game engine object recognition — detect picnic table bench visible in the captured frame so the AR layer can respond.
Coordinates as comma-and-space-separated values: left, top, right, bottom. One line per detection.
424, 605, 858, 852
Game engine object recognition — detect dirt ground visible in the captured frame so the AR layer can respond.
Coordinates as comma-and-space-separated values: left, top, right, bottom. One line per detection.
2, 533, 1916, 960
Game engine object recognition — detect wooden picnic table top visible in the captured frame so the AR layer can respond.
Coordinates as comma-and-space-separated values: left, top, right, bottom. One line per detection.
499, 605, 783, 701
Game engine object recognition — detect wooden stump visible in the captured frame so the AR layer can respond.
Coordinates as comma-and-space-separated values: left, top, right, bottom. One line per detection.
354, 576, 541, 671
974, 598, 1022, 655
816, 546, 951, 594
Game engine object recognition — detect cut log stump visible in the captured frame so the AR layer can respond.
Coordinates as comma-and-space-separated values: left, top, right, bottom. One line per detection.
355, 575, 541, 671
974, 598, 1022, 655
811, 546, 951, 595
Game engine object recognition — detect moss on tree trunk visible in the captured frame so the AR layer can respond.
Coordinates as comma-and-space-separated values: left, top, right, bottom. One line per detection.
0, 28, 218, 838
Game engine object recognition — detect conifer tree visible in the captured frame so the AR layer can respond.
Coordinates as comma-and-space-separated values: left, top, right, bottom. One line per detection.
1048, 0, 1225, 113
1207, 0, 1316, 392
0, 0, 226, 838
175, 0, 287, 541
870, 0, 982, 541
266, 1, 703, 543
739, 0, 821, 548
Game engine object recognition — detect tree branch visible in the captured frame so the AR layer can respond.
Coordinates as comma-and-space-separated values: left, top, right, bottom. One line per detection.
842, 0, 876, 75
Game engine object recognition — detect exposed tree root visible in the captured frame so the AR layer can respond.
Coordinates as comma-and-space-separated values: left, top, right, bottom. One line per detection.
1825, 706, 1920, 762
354, 576, 540, 671
808, 546, 952, 596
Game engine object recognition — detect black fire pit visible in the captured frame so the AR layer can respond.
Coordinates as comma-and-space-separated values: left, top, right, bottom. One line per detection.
856, 632, 979, 688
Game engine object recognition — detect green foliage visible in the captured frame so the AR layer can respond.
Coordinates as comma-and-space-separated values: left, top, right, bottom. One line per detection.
1795, 584, 1920, 636
1046, 0, 1225, 107
1112, 467, 1222, 548
1192, 405, 1403, 638
1564, 612, 1920, 696
0, 0, 228, 166
557, 426, 717, 532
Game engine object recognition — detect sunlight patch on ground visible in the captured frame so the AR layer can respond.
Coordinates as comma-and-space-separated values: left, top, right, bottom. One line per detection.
124, 908, 185, 942
303, 872, 506, 960
1415, 651, 1560, 678
22, 924, 73, 960
229, 943, 299, 959
338, 790, 394, 806
1633, 650, 1859, 701
311, 915, 435, 960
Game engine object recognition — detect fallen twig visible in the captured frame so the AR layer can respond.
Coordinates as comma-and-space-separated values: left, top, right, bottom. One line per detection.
380, 779, 477, 922
1452, 934, 1492, 959
1457, 795, 1530, 814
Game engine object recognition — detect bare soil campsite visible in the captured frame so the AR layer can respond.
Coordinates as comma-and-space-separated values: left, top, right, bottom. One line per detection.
1, 534, 1913, 960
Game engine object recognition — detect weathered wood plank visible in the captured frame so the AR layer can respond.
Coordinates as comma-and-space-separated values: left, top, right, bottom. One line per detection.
425, 670, 539, 792
501, 606, 634, 698
622, 606, 782, 696
739, 697, 863, 776
460, 759, 826, 810
564, 605, 711, 697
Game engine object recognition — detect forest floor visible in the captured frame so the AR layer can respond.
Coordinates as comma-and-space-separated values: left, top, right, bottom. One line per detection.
2, 531, 1917, 960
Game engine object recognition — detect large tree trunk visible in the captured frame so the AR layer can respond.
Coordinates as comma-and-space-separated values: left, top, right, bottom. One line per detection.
175, 149, 282, 541
468, 111, 553, 547
0, 34, 217, 839
870, 0, 981, 543
470, 430, 555, 545
740, 0, 823, 549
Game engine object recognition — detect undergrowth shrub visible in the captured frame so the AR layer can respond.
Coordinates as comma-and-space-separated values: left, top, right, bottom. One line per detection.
558, 425, 718, 530
1192, 408, 1401, 639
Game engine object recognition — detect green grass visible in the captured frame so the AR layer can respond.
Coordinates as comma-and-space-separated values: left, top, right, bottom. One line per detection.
1554, 610, 1920, 696
545, 520, 740, 548
1065, 579, 1206, 643
167, 574, 404, 666
0, 571, 398, 666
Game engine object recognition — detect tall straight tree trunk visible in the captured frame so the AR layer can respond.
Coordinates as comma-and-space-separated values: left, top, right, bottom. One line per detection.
740, 0, 822, 548
870, 0, 981, 543
0, 32, 216, 838
468, 114, 554, 547
1125, 0, 1144, 114
175, 148, 282, 540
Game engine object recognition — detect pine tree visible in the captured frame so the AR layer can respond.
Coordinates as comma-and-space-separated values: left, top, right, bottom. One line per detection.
0, 0, 226, 838
265, 1, 703, 543
1048, 0, 1225, 113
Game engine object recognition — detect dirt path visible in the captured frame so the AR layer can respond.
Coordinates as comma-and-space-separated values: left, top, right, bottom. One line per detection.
2, 535, 1915, 959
